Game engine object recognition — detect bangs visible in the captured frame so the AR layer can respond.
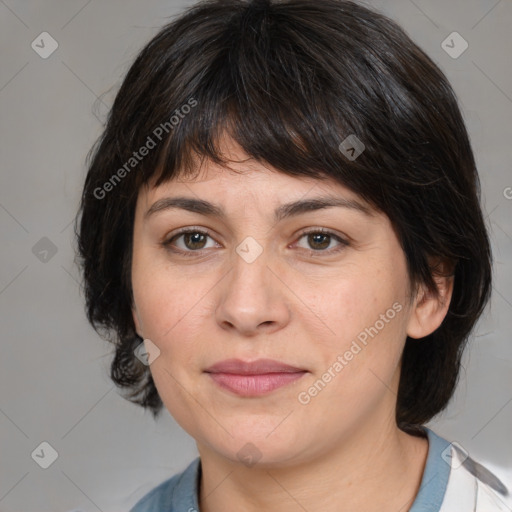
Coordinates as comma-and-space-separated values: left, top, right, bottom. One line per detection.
149, 89, 344, 189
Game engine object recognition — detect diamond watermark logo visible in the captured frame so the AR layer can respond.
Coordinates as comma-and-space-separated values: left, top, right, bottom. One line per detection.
339, 134, 365, 161
31, 441, 58, 469
441, 32, 468, 59
134, 339, 161, 365
32, 237, 58, 263
236, 237, 263, 264
441, 441, 469, 469
31, 32, 59, 59
237, 442, 262, 467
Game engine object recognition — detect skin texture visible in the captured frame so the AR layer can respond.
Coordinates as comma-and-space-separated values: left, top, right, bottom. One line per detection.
131, 136, 453, 512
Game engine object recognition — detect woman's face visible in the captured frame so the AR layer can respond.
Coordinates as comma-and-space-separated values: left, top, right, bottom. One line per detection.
131, 137, 425, 467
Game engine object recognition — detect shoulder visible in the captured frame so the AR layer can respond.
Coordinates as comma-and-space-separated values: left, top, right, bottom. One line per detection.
129, 457, 201, 512
129, 475, 179, 512
439, 438, 510, 511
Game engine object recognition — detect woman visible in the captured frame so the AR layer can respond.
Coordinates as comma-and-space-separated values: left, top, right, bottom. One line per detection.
75, 0, 509, 510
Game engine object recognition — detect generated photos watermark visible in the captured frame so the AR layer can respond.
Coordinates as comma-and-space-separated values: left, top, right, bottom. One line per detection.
297, 301, 403, 405
93, 97, 198, 200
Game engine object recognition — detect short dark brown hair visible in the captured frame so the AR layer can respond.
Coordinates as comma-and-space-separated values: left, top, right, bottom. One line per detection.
74, 0, 492, 436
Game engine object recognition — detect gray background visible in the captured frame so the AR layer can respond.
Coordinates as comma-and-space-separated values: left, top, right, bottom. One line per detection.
1, 0, 511, 510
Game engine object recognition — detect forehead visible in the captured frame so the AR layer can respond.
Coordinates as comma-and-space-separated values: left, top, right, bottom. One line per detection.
138, 163, 376, 222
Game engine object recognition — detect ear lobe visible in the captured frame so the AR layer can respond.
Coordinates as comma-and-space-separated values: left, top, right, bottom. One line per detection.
132, 306, 143, 338
406, 259, 455, 340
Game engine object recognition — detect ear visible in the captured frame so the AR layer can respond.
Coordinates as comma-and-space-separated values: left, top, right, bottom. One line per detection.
406, 258, 455, 339
132, 305, 143, 338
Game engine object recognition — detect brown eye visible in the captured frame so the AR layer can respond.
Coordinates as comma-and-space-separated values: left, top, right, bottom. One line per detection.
306, 233, 331, 250
179, 232, 208, 250
295, 229, 349, 254
162, 228, 218, 256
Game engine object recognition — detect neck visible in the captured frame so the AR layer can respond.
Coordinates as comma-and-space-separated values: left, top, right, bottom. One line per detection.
197, 415, 428, 512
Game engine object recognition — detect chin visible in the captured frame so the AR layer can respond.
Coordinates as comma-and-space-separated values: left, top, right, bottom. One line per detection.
208, 430, 309, 469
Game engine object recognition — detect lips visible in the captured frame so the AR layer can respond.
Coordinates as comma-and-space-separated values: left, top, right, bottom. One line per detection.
204, 358, 307, 397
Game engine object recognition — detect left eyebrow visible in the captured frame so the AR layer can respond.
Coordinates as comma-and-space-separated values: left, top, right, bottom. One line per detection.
144, 195, 374, 222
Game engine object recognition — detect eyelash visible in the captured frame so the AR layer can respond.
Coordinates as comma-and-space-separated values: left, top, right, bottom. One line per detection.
161, 227, 349, 258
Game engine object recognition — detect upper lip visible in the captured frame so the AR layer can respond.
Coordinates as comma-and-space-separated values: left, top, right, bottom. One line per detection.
205, 358, 306, 375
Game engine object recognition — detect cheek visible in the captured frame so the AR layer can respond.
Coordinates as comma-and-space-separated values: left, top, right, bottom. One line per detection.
132, 248, 197, 332
131, 259, 217, 374
302, 276, 408, 421
306, 261, 406, 351
297, 293, 406, 427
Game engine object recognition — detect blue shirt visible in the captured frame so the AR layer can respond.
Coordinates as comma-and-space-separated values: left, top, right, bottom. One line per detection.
129, 427, 499, 511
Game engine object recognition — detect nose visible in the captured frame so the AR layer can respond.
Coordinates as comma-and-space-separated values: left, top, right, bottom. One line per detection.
215, 247, 291, 337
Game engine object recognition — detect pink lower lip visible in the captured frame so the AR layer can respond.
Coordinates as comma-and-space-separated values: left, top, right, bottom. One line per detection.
207, 372, 307, 396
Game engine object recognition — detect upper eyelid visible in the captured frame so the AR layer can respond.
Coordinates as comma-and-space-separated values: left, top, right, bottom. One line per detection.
164, 227, 219, 244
